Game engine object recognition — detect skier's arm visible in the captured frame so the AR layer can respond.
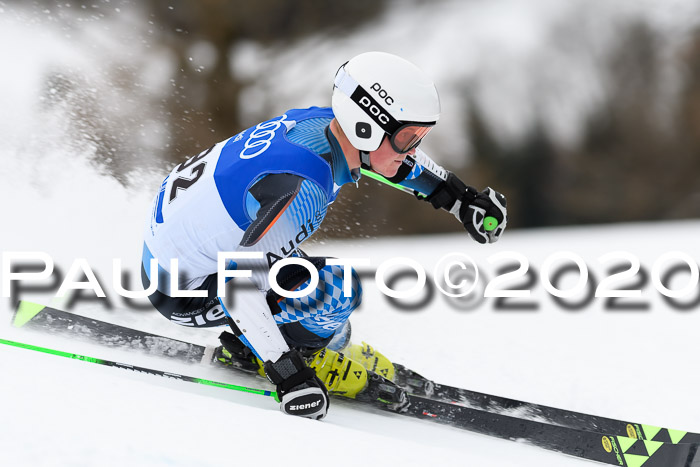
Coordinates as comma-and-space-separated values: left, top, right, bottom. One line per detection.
386, 148, 508, 243
225, 172, 330, 419
388, 147, 450, 197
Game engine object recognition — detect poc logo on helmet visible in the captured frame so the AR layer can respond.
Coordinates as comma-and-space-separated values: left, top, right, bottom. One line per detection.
370, 83, 394, 105
359, 96, 390, 125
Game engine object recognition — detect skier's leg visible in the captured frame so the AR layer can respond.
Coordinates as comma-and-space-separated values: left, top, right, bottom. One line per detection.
274, 260, 362, 351
214, 256, 335, 373
140, 264, 227, 328
272, 262, 376, 398
213, 257, 407, 407
327, 321, 352, 352
274, 264, 395, 381
272, 262, 405, 407
219, 258, 366, 393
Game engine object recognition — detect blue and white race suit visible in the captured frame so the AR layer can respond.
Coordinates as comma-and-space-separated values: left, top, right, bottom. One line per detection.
142, 107, 449, 361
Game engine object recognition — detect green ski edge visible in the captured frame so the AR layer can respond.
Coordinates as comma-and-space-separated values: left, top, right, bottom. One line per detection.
0, 337, 279, 402
13, 301, 47, 328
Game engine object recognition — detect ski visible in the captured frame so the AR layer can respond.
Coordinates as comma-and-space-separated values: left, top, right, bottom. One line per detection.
12, 301, 700, 450
4, 328, 700, 467
394, 396, 700, 467
12, 301, 211, 365
394, 363, 700, 445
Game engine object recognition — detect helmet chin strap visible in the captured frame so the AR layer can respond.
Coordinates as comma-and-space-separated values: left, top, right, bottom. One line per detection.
360, 150, 372, 170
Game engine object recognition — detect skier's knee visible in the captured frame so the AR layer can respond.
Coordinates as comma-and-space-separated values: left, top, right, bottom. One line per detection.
330, 266, 363, 312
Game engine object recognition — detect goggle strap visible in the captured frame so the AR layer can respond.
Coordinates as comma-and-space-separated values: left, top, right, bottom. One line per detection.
334, 67, 358, 99
360, 151, 371, 168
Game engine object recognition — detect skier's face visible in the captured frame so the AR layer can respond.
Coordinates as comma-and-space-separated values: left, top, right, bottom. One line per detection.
370, 134, 416, 177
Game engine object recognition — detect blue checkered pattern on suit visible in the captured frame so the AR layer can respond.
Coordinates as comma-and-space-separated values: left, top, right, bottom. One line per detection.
275, 264, 362, 338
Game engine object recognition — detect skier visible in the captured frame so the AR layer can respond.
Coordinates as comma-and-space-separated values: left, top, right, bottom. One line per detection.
141, 51, 507, 420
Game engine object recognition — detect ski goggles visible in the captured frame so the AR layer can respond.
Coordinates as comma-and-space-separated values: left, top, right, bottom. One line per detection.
335, 66, 436, 153
389, 123, 434, 153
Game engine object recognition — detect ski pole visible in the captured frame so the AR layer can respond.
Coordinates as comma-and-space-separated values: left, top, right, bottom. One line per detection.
360, 168, 415, 195
0, 337, 279, 402
360, 168, 500, 231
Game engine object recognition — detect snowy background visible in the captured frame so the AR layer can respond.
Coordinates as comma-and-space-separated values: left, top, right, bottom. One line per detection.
1, 1, 699, 466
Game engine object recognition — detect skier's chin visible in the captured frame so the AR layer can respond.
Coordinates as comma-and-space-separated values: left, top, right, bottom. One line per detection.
376, 163, 401, 178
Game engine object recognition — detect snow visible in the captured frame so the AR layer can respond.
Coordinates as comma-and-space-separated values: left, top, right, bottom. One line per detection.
1, 2, 699, 467
0, 333, 641, 467
2, 218, 698, 467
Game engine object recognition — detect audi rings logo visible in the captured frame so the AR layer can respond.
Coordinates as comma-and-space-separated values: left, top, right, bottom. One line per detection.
239, 114, 288, 159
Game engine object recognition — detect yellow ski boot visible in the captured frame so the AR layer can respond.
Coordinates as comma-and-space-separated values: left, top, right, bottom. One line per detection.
307, 347, 408, 410
307, 347, 368, 398
216, 331, 408, 410
344, 341, 395, 382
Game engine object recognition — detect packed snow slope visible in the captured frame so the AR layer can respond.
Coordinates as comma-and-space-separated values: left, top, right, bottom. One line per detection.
1, 219, 699, 467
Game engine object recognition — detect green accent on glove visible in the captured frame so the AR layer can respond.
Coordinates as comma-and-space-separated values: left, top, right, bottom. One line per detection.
484, 216, 499, 231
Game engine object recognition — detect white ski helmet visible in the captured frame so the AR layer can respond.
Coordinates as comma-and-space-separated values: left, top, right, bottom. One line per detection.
332, 51, 441, 154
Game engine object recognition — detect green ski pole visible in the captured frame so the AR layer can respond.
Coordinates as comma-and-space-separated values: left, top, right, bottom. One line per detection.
0, 337, 279, 402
